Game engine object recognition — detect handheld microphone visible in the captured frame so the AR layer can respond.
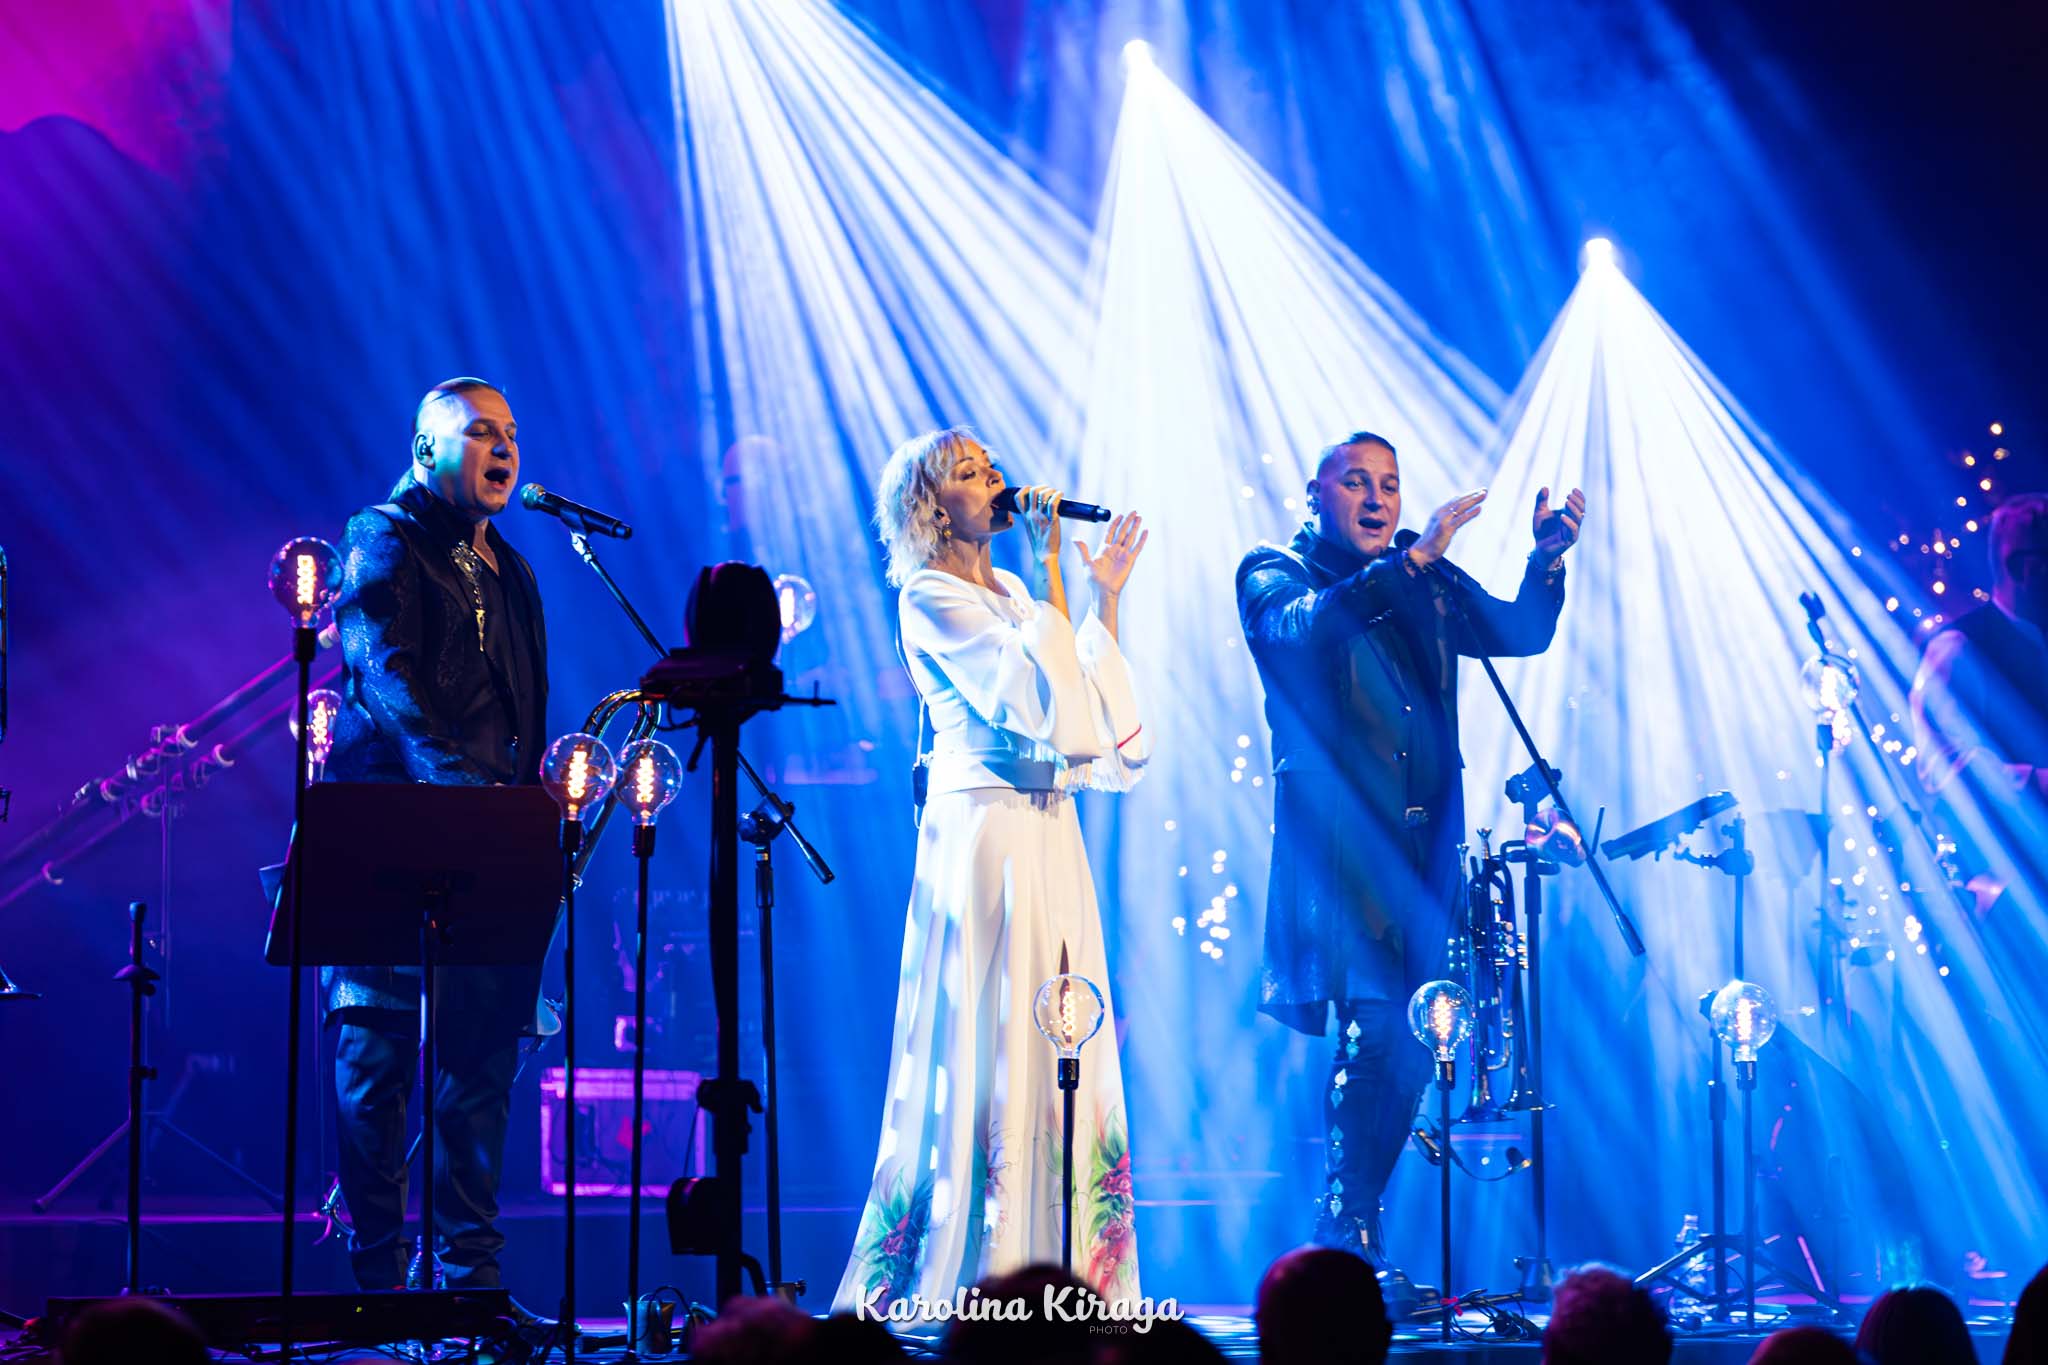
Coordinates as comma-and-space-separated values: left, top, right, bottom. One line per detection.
1393, 527, 1438, 572
991, 487, 1112, 523
520, 484, 633, 540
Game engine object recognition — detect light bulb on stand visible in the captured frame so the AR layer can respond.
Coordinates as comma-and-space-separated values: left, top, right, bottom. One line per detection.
1034, 974, 1107, 1064
288, 688, 344, 780
1799, 653, 1860, 715
268, 537, 342, 629
1035, 972, 1108, 1280
1710, 980, 1778, 1087
1408, 980, 1474, 1088
617, 737, 683, 854
542, 732, 617, 831
772, 574, 816, 644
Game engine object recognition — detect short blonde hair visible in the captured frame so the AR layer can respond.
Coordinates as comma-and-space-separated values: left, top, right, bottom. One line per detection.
874, 426, 978, 586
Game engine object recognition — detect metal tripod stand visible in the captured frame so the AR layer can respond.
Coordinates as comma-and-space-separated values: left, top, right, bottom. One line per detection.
1629, 810, 1840, 1325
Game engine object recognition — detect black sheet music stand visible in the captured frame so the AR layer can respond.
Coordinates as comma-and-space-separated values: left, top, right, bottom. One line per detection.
266, 783, 559, 1295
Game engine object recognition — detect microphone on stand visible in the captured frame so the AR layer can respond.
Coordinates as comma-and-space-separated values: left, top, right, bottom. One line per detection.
1393, 528, 1448, 577
991, 488, 1113, 523
521, 484, 633, 539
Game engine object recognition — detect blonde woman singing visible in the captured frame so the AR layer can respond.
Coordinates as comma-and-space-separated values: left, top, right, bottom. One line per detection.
836, 428, 1151, 1312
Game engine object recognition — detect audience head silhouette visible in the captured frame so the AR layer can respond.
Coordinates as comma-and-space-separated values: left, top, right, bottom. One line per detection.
1854, 1285, 1975, 1365
1541, 1266, 1673, 1365
1256, 1245, 1391, 1365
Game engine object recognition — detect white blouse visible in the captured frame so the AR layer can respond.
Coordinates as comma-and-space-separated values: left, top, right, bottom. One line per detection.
899, 568, 1150, 797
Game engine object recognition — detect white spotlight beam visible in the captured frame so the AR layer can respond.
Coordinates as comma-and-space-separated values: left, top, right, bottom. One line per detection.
1458, 253, 2048, 1252
668, 0, 1091, 736
1066, 54, 1510, 1216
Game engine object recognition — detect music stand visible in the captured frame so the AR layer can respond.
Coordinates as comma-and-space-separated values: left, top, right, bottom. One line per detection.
267, 783, 560, 1307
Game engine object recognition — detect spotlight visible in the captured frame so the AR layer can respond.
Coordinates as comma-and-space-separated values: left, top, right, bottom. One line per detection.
1122, 38, 1154, 70
1580, 237, 1617, 273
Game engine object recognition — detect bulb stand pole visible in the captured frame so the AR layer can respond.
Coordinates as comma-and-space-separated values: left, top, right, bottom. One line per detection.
1740, 1061, 1758, 1328
1437, 1057, 1454, 1343
739, 816, 788, 1289
559, 820, 583, 1362
1505, 812, 1555, 1302
1059, 1056, 1079, 1277
735, 748, 831, 1301
279, 622, 316, 1352
624, 821, 655, 1360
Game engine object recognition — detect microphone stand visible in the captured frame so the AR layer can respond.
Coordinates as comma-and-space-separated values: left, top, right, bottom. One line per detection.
734, 749, 833, 1299
571, 532, 667, 660
1421, 552, 1644, 957
556, 527, 669, 1349
557, 534, 830, 1307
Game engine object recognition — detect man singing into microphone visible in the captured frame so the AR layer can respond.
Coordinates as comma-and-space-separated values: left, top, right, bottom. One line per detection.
325, 377, 549, 1302
1235, 431, 1581, 1270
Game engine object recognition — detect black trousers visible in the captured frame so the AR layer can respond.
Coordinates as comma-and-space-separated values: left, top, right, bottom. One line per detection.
1320, 997, 1431, 1251
332, 1009, 521, 1290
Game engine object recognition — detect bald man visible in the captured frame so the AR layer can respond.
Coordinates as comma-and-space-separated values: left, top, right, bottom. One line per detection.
324, 378, 549, 1300
1236, 430, 1581, 1268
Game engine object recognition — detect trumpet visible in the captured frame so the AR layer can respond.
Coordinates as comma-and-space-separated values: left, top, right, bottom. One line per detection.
1451, 829, 1533, 1122
566, 686, 662, 886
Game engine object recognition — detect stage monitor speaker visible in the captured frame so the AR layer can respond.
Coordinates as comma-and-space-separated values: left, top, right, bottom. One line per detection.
540, 1065, 706, 1196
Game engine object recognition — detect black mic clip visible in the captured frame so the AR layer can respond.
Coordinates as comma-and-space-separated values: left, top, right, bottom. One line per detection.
1798, 590, 1828, 650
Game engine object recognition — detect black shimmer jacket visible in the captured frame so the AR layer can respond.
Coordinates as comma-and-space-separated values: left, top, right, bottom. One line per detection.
322, 480, 549, 1019
1236, 526, 1564, 1034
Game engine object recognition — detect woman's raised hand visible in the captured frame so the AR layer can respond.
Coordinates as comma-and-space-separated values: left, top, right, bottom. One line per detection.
1074, 512, 1147, 603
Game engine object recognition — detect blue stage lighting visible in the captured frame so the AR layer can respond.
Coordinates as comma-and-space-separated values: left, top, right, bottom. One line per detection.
1452, 249, 2048, 1267
1065, 50, 1511, 1284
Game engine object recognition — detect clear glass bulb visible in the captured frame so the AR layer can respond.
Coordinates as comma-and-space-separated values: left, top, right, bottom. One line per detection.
774, 573, 817, 643
289, 688, 345, 768
541, 732, 617, 822
1798, 652, 1860, 715
269, 537, 343, 627
617, 738, 684, 826
1407, 980, 1475, 1059
1032, 974, 1106, 1059
1710, 980, 1778, 1063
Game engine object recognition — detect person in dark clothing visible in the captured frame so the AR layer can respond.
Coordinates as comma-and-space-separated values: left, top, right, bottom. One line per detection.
325, 377, 549, 1293
1236, 431, 1580, 1262
1911, 492, 2048, 1062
